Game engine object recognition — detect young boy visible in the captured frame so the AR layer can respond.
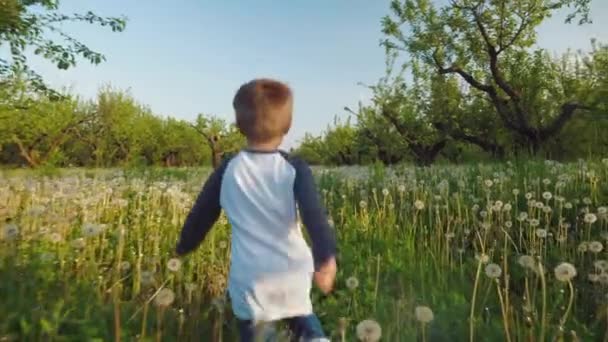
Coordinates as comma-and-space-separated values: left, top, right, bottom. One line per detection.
175, 78, 337, 341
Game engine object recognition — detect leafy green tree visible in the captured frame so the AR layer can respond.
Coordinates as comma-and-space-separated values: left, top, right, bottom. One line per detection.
191, 114, 245, 168
0, 0, 125, 96
382, 0, 595, 154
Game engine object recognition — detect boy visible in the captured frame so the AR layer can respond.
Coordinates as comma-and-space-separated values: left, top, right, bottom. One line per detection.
175, 79, 337, 341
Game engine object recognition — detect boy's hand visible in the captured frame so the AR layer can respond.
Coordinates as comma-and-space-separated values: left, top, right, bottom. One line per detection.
314, 256, 337, 294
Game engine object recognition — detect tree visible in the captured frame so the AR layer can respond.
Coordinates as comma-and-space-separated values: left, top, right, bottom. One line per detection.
0, 81, 90, 167
382, 0, 595, 154
0, 0, 126, 96
362, 53, 448, 166
191, 114, 245, 168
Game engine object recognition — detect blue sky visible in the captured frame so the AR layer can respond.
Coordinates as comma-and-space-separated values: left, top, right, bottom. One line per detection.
28, 0, 608, 148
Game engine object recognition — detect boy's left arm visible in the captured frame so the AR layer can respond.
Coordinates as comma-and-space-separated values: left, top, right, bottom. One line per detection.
175, 161, 228, 256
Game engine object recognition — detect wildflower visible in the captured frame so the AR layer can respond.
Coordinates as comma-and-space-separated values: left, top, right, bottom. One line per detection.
388, 203, 395, 210
346, 276, 360, 290
584, 213, 597, 224
512, 189, 520, 196
554, 263, 577, 282
3, 223, 19, 241
71, 238, 86, 249
414, 200, 425, 210
359, 201, 368, 209
476, 254, 490, 264
445, 232, 455, 239
588, 274, 600, 283
583, 197, 592, 205
167, 258, 182, 272
154, 288, 175, 307
485, 263, 502, 278
356, 319, 382, 342
535, 201, 544, 209
600, 273, 608, 285
184, 282, 197, 293
555, 196, 565, 203
140, 271, 155, 286
503, 203, 512, 212
518, 212, 528, 221
463, 228, 471, 235
505, 221, 513, 228
398, 185, 406, 193
484, 179, 493, 188
542, 178, 551, 186
48, 232, 63, 243
578, 242, 589, 253
598, 207, 607, 216
494, 200, 503, 210
564, 202, 573, 209
472, 204, 480, 212
542, 206, 552, 214
382, 188, 389, 197
518, 255, 536, 269
589, 241, 603, 253
82, 223, 102, 238
535, 229, 547, 238
529, 219, 540, 227
542, 192, 552, 200
594, 260, 608, 272
120, 261, 131, 272
525, 193, 533, 200
415, 306, 434, 323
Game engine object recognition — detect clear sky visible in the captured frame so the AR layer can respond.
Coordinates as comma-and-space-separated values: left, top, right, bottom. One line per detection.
28, 0, 608, 148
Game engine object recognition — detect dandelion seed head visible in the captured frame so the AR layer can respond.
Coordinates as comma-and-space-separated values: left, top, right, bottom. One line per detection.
356, 319, 382, 342
589, 241, 603, 253
167, 258, 182, 272
154, 288, 175, 307
415, 306, 434, 323
535, 229, 547, 238
382, 188, 389, 197
485, 263, 502, 278
518, 255, 536, 269
525, 193, 533, 200
359, 201, 368, 209
503, 203, 512, 212
594, 260, 608, 272
584, 213, 597, 224
398, 184, 406, 193
476, 254, 490, 264
414, 200, 425, 210
529, 219, 540, 227
512, 189, 520, 196
583, 197, 592, 205
554, 262, 577, 282
346, 276, 360, 290
588, 273, 600, 283
542, 192, 552, 200
565, 202, 573, 209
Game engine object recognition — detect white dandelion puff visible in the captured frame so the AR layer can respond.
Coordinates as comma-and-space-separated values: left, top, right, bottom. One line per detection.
554, 263, 577, 282
589, 241, 603, 253
346, 276, 360, 290
356, 319, 382, 342
584, 213, 597, 224
518, 255, 536, 269
154, 288, 175, 307
415, 306, 434, 323
485, 263, 502, 278
414, 200, 425, 210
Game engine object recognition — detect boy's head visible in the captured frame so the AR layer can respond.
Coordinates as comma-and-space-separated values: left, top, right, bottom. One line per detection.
233, 78, 293, 145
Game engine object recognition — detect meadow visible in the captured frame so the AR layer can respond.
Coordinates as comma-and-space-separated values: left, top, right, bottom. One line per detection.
1, 159, 608, 341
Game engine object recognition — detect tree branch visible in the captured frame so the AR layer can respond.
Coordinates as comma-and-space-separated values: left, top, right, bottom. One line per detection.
539, 102, 592, 140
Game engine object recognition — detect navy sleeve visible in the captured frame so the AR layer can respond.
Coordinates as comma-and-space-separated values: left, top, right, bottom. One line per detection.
175, 159, 229, 256
291, 158, 337, 270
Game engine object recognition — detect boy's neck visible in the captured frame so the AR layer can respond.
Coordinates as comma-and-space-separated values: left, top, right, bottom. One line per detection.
246, 138, 283, 152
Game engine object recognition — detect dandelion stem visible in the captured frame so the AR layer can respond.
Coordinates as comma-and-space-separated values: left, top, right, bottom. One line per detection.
495, 280, 512, 342
470, 257, 483, 342
538, 261, 547, 342
559, 281, 575, 328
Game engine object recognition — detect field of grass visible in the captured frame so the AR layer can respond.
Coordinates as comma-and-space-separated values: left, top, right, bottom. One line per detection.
1, 159, 608, 341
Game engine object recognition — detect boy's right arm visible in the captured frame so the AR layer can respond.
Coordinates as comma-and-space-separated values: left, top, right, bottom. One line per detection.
292, 158, 337, 293
175, 160, 228, 256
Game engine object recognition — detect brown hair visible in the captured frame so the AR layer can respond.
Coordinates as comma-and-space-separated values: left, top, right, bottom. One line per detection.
232, 78, 293, 143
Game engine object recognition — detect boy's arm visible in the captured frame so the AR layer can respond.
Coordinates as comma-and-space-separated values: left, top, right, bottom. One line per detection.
175, 160, 229, 256
292, 158, 337, 270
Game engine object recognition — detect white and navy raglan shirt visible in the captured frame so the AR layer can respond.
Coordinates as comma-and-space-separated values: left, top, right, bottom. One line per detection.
176, 149, 337, 321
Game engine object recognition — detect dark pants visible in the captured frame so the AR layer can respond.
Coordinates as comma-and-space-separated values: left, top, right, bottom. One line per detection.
237, 314, 326, 341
